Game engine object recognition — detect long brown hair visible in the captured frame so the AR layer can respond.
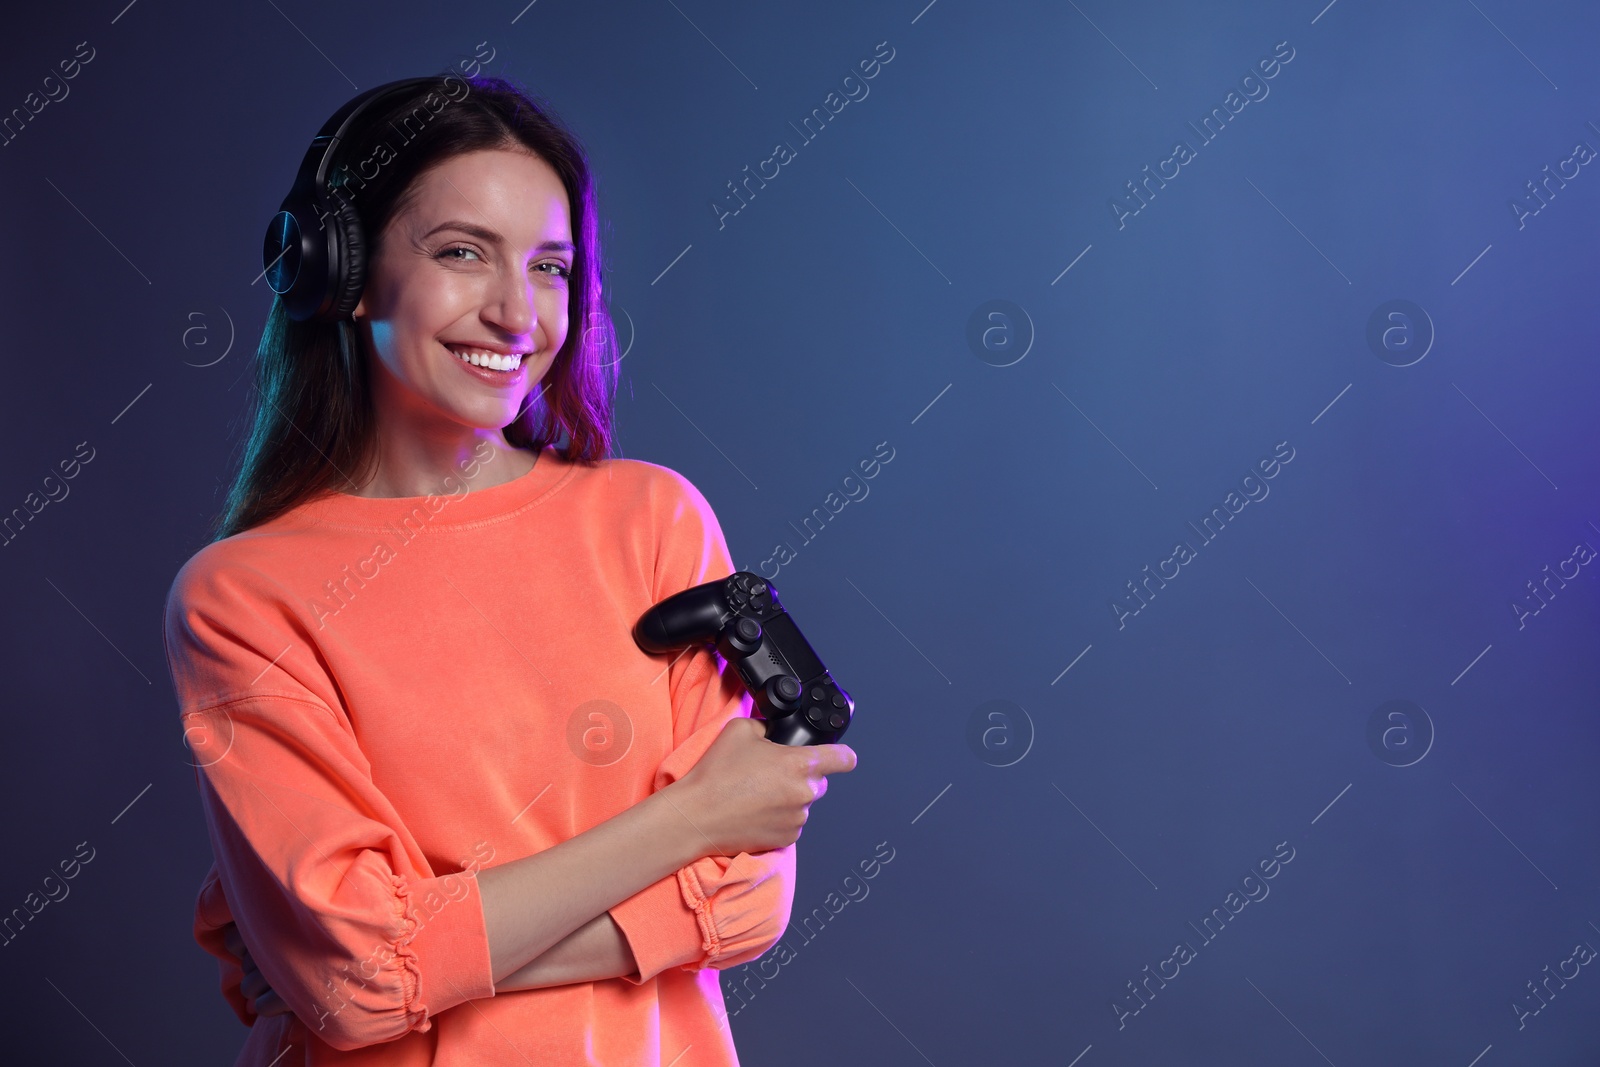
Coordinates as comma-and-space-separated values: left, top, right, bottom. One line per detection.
211, 74, 619, 541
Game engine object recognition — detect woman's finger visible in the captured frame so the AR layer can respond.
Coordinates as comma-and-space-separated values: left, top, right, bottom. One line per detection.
254, 988, 293, 1017
240, 965, 269, 1000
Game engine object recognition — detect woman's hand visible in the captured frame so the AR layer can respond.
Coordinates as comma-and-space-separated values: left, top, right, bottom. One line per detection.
222, 921, 293, 1019
671, 716, 857, 856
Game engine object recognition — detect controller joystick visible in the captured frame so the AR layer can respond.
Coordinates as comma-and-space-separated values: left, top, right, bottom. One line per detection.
724, 617, 763, 656
633, 571, 853, 746
765, 675, 803, 714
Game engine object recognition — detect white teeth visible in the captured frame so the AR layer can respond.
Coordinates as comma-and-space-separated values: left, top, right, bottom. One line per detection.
448, 346, 524, 371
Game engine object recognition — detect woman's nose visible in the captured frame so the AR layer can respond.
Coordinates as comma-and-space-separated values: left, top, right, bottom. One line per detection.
487, 270, 536, 335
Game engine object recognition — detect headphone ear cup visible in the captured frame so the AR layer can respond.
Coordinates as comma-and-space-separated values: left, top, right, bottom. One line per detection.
263, 191, 331, 322
327, 196, 368, 321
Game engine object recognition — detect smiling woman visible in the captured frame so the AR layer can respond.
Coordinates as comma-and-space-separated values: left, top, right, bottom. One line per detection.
235, 74, 619, 530
342, 145, 579, 497
165, 73, 855, 1067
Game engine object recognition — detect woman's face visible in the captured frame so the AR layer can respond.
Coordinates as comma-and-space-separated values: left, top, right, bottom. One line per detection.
352, 146, 573, 435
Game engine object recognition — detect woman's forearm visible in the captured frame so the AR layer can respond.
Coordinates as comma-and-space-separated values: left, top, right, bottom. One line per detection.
476, 780, 710, 984
494, 912, 639, 991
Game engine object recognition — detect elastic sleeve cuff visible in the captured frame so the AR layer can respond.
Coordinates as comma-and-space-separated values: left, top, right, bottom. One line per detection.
677, 861, 722, 964
610, 846, 794, 985
609, 872, 708, 985
678, 849, 792, 971
403, 868, 497, 1021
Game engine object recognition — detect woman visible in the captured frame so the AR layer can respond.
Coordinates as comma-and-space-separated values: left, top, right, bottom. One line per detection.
164, 73, 856, 1066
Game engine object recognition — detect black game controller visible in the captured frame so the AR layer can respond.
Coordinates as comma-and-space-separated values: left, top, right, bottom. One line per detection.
633, 571, 853, 746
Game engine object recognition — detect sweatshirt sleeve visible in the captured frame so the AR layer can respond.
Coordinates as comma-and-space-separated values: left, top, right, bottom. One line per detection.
608, 469, 797, 984
164, 551, 497, 1051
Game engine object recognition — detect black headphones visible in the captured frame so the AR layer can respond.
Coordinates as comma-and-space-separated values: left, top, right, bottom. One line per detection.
262, 77, 443, 323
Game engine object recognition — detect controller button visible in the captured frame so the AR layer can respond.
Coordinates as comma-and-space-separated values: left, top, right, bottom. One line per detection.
829, 711, 847, 729
806, 707, 828, 726
810, 687, 826, 702
831, 694, 847, 709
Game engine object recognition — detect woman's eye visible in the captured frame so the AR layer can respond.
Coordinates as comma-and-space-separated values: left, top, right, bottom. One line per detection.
436, 248, 569, 279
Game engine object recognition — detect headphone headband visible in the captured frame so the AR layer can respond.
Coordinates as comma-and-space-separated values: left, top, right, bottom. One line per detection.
263, 76, 459, 322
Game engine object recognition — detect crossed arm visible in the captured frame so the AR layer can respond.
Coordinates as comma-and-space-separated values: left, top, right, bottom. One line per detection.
223, 779, 715, 1017
494, 911, 639, 990
198, 705, 797, 1034
228, 909, 635, 1018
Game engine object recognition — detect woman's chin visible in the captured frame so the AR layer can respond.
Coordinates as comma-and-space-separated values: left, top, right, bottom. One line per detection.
432, 398, 523, 432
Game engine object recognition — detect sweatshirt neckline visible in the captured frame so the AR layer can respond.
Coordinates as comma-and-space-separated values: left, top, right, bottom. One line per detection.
294, 444, 575, 530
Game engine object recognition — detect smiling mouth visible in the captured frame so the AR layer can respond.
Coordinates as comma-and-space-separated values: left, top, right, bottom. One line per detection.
444, 343, 527, 372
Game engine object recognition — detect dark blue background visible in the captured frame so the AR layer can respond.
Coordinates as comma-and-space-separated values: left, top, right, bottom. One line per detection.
2, 0, 1596, 1063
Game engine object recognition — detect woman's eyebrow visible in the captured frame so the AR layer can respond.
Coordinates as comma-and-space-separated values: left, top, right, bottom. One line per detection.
421, 219, 574, 253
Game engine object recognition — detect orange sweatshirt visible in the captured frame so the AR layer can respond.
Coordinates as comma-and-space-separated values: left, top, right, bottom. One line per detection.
163, 443, 795, 1066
